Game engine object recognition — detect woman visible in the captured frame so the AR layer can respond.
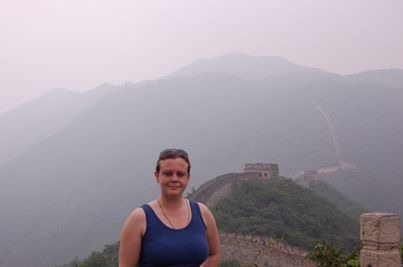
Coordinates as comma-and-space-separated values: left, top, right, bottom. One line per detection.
119, 149, 220, 267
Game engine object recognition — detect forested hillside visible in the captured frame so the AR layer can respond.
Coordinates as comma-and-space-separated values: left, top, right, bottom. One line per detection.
308, 179, 367, 221
213, 178, 359, 251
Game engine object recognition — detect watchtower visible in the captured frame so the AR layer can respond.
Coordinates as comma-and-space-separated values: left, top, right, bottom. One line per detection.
294, 170, 319, 187
244, 163, 279, 179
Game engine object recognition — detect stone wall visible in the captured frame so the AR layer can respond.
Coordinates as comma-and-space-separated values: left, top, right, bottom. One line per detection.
189, 172, 258, 207
220, 232, 316, 267
360, 213, 401, 267
190, 172, 316, 266
191, 172, 403, 266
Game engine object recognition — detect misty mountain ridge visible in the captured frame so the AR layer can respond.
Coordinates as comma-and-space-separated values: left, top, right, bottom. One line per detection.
0, 53, 402, 267
0, 84, 116, 165
342, 68, 403, 88
170, 53, 339, 84
170, 53, 403, 88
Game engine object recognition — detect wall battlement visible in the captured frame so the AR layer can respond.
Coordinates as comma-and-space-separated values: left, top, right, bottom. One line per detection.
220, 232, 315, 267
294, 169, 319, 188
220, 232, 308, 257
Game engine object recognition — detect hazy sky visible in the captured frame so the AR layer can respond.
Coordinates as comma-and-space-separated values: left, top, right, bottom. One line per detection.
1, 0, 402, 113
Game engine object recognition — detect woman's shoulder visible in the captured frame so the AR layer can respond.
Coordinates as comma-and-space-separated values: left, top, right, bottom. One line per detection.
121, 206, 147, 237
126, 207, 146, 225
194, 200, 208, 211
127, 200, 160, 223
190, 200, 214, 221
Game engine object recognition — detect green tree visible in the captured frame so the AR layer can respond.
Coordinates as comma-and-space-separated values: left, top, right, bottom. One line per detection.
400, 242, 403, 263
220, 259, 241, 267
68, 243, 119, 267
308, 241, 360, 267
308, 241, 343, 267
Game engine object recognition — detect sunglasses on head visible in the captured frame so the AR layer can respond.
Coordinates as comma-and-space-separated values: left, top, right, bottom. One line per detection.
159, 149, 189, 160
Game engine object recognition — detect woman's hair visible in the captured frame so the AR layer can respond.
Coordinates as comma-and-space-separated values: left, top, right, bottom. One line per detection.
155, 149, 191, 173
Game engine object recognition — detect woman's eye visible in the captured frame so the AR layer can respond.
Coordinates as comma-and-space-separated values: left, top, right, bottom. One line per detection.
162, 171, 186, 177
176, 172, 186, 177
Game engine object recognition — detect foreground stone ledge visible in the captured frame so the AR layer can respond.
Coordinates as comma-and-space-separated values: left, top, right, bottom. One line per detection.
361, 249, 401, 267
360, 212, 401, 267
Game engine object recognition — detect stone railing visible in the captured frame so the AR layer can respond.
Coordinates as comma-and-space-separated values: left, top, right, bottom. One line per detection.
360, 212, 401, 267
220, 232, 316, 267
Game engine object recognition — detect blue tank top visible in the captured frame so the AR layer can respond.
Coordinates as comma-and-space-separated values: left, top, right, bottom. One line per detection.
139, 200, 209, 267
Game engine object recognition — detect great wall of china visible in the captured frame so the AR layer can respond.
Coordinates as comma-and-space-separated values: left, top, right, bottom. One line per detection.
189, 163, 318, 266
187, 99, 402, 266
288, 99, 357, 180
190, 163, 401, 266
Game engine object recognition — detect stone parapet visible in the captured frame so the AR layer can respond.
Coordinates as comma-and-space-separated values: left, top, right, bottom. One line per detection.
219, 232, 315, 267
360, 212, 401, 267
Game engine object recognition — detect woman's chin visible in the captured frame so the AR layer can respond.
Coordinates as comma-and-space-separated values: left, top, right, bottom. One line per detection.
164, 188, 184, 196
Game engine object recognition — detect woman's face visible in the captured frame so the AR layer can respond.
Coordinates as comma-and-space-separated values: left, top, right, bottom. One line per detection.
155, 157, 190, 198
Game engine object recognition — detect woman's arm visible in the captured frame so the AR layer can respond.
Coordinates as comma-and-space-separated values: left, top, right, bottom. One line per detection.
199, 203, 220, 267
118, 208, 146, 267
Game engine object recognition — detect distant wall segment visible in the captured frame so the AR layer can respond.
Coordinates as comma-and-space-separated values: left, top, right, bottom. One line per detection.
190, 162, 279, 207
189, 172, 258, 207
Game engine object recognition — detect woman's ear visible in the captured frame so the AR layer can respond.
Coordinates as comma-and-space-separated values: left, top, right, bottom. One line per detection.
154, 171, 160, 183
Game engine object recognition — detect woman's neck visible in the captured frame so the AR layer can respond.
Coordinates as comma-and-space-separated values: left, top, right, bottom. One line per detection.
158, 196, 185, 210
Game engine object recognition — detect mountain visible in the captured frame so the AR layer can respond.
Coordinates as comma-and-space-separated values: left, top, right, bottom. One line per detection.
342, 68, 403, 88
0, 53, 402, 267
0, 84, 115, 165
311, 80, 403, 216
308, 179, 367, 221
169, 53, 339, 84
0, 73, 338, 267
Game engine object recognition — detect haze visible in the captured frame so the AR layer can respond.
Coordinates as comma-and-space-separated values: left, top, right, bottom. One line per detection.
1, 0, 402, 113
